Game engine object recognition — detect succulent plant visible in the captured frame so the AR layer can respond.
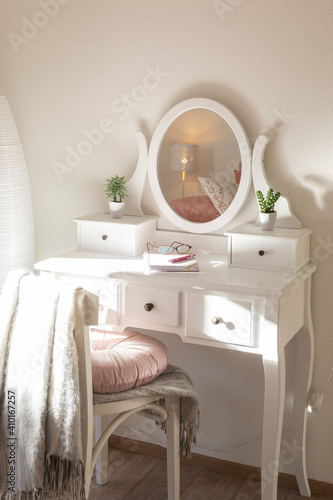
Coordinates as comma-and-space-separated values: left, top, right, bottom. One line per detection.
256, 188, 281, 213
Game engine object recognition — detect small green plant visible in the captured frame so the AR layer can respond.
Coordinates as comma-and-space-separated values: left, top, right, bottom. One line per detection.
256, 188, 281, 213
104, 175, 128, 202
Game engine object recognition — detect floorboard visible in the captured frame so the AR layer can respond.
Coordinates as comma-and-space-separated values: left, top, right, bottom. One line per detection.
86, 447, 333, 500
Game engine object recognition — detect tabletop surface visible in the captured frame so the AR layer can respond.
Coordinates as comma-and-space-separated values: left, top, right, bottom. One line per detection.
34, 249, 316, 297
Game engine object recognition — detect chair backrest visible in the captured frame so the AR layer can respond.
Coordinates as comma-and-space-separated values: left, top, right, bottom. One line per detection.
73, 289, 99, 482
72, 289, 182, 500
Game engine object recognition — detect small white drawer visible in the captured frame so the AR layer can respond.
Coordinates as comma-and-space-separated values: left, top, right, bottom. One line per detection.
185, 292, 254, 347
123, 285, 180, 327
75, 212, 156, 256
226, 224, 312, 271
230, 235, 295, 270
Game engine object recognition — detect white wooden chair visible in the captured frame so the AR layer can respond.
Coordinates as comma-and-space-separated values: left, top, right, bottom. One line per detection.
75, 290, 181, 500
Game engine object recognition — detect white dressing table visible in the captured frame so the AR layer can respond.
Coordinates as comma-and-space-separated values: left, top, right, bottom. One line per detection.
35, 98, 315, 500
35, 245, 315, 500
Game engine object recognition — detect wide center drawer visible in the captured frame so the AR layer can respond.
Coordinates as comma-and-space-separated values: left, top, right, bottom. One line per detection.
185, 292, 255, 347
123, 285, 180, 327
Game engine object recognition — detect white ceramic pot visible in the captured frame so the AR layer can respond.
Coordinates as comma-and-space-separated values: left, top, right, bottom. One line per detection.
259, 211, 277, 231
109, 201, 125, 219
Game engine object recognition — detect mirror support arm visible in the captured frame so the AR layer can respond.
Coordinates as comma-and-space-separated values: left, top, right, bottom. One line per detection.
252, 135, 301, 229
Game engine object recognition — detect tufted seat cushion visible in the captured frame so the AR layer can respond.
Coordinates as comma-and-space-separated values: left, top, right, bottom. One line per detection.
90, 329, 169, 394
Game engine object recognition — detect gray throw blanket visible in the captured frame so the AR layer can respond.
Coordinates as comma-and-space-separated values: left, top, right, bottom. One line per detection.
0, 270, 85, 500
93, 364, 201, 458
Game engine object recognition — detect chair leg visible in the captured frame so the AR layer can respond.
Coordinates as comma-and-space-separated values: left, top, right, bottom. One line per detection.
94, 415, 109, 485
165, 395, 180, 500
83, 415, 94, 500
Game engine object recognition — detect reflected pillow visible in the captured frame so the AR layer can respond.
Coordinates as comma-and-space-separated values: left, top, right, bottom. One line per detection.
234, 170, 241, 184
170, 195, 220, 222
198, 177, 238, 214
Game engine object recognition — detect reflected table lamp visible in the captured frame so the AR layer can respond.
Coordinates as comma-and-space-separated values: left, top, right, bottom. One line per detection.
170, 144, 198, 198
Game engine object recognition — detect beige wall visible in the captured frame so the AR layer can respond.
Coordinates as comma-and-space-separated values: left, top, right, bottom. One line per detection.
1, 0, 333, 483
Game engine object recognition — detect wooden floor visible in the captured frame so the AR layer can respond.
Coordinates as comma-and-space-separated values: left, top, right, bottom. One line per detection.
88, 447, 333, 500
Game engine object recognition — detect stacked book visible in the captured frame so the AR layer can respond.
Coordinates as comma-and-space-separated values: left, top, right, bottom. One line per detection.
143, 252, 199, 272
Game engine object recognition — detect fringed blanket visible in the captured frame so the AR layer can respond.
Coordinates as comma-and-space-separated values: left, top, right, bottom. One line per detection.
0, 270, 85, 500
93, 364, 201, 458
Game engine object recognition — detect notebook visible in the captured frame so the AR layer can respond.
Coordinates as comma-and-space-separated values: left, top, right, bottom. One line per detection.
143, 252, 199, 272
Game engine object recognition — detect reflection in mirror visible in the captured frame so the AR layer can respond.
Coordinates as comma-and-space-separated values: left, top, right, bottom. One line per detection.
148, 98, 252, 234
158, 108, 241, 223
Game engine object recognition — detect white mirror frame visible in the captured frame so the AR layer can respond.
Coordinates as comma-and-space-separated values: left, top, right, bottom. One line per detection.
148, 98, 252, 234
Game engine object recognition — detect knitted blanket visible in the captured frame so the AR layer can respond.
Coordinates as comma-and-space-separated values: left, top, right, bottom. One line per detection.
93, 364, 201, 458
0, 270, 85, 500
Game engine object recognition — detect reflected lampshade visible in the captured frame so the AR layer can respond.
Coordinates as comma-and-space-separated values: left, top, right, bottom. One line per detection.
170, 144, 198, 172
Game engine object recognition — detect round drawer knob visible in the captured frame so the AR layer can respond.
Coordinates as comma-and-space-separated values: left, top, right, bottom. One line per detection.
102, 234, 108, 241
258, 250, 265, 256
212, 316, 222, 325
144, 303, 154, 312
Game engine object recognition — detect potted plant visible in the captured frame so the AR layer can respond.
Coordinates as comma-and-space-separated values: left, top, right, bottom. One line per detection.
256, 188, 281, 230
104, 175, 128, 219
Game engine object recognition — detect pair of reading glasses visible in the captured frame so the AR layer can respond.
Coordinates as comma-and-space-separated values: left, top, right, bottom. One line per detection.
147, 241, 192, 254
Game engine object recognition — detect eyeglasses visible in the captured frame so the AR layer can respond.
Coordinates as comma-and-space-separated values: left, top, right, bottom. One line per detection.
147, 241, 192, 254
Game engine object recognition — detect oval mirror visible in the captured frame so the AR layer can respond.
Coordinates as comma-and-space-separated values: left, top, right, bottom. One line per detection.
148, 98, 252, 234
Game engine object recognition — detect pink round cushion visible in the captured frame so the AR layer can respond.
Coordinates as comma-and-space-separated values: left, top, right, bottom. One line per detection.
90, 329, 169, 394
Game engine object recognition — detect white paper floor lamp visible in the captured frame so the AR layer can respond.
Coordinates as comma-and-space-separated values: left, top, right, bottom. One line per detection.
0, 96, 34, 292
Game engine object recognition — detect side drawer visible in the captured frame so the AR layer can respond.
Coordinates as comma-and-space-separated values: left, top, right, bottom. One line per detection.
185, 293, 255, 347
79, 221, 131, 254
77, 216, 156, 256
123, 285, 180, 327
230, 234, 295, 270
